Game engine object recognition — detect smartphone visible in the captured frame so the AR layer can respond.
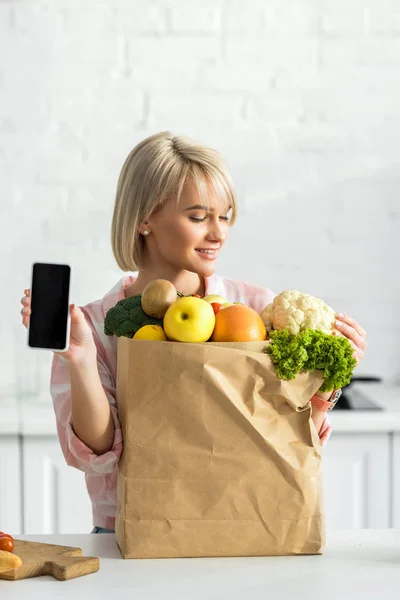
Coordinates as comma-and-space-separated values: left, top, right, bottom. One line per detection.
28, 262, 71, 352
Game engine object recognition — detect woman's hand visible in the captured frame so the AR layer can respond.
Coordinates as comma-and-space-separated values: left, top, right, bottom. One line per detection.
334, 313, 367, 366
20, 288, 96, 365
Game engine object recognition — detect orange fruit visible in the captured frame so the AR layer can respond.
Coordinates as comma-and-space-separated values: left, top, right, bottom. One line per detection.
210, 304, 267, 342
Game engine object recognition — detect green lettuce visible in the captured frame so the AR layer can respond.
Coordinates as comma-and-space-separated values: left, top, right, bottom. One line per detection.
262, 329, 357, 392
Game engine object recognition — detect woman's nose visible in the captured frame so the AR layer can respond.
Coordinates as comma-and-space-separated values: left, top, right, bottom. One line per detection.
207, 224, 226, 242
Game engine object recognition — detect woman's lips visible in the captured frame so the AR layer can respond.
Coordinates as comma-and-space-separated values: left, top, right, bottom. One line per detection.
195, 248, 219, 260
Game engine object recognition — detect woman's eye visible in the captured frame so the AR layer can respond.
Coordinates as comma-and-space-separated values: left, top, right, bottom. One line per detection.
189, 215, 230, 223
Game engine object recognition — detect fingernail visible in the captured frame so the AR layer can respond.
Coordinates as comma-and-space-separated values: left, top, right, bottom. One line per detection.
336, 313, 344, 318
335, 320, 342, 327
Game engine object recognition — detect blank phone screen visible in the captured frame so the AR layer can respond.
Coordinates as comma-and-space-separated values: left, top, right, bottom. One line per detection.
28, 263, 71, 350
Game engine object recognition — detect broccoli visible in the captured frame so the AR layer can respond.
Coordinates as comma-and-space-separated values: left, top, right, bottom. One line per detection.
104, 294, 163, 338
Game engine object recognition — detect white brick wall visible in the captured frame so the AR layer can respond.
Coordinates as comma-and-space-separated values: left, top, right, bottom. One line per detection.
1, 0, 399, 399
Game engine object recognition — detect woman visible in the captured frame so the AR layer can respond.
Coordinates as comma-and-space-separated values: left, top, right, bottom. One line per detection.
20, 131, 367, 533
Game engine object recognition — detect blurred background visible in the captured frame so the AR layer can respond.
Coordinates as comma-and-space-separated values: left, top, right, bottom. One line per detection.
0, 1, 399, 534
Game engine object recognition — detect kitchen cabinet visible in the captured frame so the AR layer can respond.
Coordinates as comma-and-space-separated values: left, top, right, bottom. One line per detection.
0, 431, 394, 535
0, 435, 22, 534
3, 383, 400, 534
21, 432, 391, 534
22, 436, 92, 534
392, 433, 400, 528
322, 432, 390, 529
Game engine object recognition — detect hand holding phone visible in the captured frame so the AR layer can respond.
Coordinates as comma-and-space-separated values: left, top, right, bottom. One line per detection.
21, 263, 95, 363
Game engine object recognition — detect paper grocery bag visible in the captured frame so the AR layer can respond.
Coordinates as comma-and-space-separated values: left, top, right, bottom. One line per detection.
115, 337, 326, 559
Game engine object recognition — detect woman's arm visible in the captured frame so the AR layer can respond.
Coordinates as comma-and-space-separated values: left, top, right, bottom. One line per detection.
51, 326, 123, 475
51, 348, 123, 474
310, 312, 368, 440
311, 390, 332, 433
67, 354, 115, 455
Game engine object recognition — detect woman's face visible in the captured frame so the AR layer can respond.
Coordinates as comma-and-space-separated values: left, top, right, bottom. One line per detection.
143, 178, 232, 277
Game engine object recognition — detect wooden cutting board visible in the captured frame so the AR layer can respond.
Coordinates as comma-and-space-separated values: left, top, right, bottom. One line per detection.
0, 539, 100, 581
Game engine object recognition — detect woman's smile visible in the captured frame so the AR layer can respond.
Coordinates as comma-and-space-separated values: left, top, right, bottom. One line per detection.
195, 247, 220, 260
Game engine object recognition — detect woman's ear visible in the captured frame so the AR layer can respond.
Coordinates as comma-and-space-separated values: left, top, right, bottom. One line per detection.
140, 222, 151, 236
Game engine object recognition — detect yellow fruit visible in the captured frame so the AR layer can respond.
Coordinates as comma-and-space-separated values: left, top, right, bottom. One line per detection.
211, 304, 267, 342
133, 325, 167, 341
163, 297, 215, 342
0, 549, 22, 571
141, 279, 177, 319
202, 294, 231, 306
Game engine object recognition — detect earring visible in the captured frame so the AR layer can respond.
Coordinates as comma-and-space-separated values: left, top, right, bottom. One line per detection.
143, 230, 149, 236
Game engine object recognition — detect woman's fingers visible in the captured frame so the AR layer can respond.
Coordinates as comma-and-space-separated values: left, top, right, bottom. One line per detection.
21, 305, 31, 329
21, 289, 31, 329
335, 313, 366, 338
334, 316, 368, 367
334, 319, 364, 348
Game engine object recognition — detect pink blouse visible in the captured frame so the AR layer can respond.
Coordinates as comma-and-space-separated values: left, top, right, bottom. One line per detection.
50, 273, 332, 530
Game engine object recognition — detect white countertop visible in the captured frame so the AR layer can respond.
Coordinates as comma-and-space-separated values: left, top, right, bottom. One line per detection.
1, 382, 400, 436
1, 530, 400, 599
328, 382, 400, 432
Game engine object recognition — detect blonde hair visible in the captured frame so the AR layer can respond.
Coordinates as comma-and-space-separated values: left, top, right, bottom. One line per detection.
111, 131, 237, 271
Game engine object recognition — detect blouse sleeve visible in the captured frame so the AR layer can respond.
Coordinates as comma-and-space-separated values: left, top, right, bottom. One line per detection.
50, 342, 123, 476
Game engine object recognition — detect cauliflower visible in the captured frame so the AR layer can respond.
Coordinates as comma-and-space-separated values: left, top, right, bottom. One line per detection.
260, 290, 336, 336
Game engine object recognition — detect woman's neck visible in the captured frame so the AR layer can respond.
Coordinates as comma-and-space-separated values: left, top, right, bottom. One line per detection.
125, 269, 206, 299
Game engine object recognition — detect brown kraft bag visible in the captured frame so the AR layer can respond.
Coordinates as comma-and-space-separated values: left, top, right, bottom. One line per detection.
115, 337, 325, 558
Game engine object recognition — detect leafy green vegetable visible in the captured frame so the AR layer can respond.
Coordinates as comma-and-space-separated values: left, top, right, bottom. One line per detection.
104, 294, 163, 338
262, 329, 357, 392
